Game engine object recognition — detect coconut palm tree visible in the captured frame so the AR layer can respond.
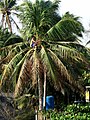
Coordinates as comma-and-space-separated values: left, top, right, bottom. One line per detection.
0, 26, 23, 87
0, 0, 87, 111
0, 26, 23, 61
0, 0, 19, 33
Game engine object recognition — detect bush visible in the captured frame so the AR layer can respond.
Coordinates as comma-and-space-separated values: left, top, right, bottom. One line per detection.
45, 103, 90, 120
14, 94, 36, 120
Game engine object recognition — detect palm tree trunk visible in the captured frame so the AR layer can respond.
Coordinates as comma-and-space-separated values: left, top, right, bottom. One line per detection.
37, 62, 43, 111
43, 68, 46, 110
38, 73, 43, 111
6, 14, 12, 33
43, 68, 46, 120
1, 15, 4, 29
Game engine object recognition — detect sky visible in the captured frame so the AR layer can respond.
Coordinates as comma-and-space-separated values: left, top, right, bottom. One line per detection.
59, 0, 90, 46
60, 0, 90, 30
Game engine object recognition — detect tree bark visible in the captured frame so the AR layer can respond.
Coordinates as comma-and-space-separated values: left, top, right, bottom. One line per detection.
38, 74, 43, 111
37, 61, 43, 111
43, 68, 46, 120
43, 68, 46, 110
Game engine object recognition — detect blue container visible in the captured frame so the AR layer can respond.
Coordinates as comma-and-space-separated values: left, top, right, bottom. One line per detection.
45, 96, 54, 110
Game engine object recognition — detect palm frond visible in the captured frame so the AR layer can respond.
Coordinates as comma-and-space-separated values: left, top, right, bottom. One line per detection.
48, 48, 84, 93
0, 50, 27, 86
18, 0, 61, 39
86, 40, 90, 46
0, 41, 29, 51
14, 59, 28, 97
10, 16, 20, 30
8, 55, 26, 84
47, 17, 84, 41
0, 41, 29, 65
48, 48, 71, 81
8, 0, 16, 8
40, 46, 64, 93
0, 1, 4, 8
14, 48, 34, 97
30, 48, 39, 85
51, 43, 87, 63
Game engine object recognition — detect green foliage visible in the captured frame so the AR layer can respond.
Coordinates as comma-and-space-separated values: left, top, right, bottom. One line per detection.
0, 27, 23, 48
0, 0, 19, 32
0, 27, 23, 92
47, 13, 84, 42
17, 0, 84, 41
0, 94, 15, 120
15, 108, 35, 120
14, 94, 36, 120
0, 0, 89, 100
83, 71, 90, 86
0, 27, 11, 47
45, 104, 90, 120
17, 0, 61, 39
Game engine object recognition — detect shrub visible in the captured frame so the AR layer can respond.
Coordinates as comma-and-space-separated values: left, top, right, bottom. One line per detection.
44, 103, 90, 120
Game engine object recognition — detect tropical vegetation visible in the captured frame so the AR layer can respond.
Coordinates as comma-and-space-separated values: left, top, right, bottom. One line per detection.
0, 0, 19, 33
44, 103, 90, 120
0, 0, 90, 119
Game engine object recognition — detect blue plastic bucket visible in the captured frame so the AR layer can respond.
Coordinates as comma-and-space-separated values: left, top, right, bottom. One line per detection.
45, 96, 54, 110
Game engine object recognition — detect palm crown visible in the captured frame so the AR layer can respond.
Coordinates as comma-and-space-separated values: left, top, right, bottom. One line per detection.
0, 0, 19, 33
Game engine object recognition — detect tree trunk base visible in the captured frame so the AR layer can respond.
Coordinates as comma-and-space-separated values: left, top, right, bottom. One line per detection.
38, 112, 43, 120
38, 112, 50, 120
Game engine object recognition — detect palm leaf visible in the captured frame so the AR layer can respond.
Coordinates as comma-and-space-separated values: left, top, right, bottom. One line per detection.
0, 50, 27, 86
40, 46, 64, 93
86, 40, 90, 46
51, 43, 87, 63
0, 2, 4, 8
10, 17, 20, 30
8, 0, 16, 8
47, 17, 84, 41
17, 0, 61, 39
49, 48, 84, 92
30, 48, 39, 85
14, 48, 34, 97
